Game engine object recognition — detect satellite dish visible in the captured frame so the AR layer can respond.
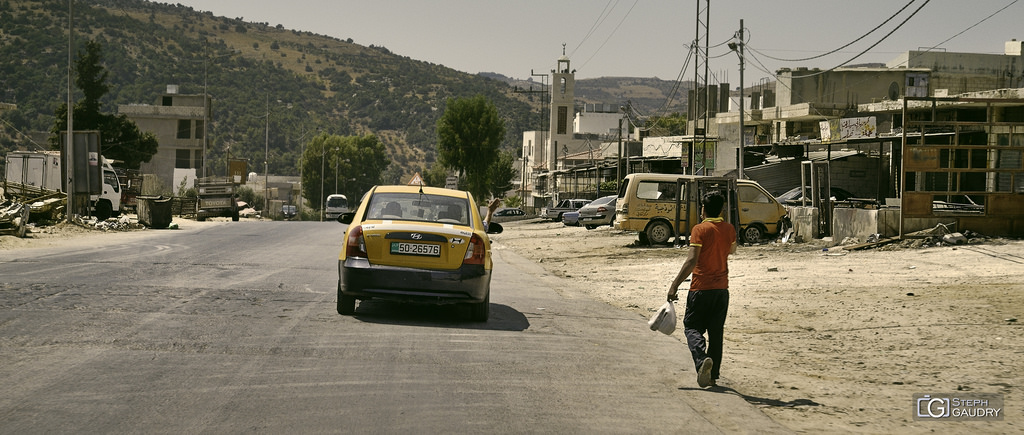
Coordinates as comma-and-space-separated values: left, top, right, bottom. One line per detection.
888, 82, 900, 100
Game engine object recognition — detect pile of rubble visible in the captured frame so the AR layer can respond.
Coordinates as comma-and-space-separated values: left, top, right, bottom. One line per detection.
71, 215, 147, 232
872, 224, 997, 251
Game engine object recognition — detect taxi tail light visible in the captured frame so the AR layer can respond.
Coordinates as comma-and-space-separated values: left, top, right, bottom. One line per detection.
346, 225, 367, 257
463, 233, 486, 265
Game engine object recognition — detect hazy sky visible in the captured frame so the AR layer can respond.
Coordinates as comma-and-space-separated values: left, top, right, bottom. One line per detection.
169, 0, 1022, 83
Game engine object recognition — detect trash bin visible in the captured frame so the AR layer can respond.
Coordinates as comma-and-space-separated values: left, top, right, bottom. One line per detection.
137, 195, 173, 229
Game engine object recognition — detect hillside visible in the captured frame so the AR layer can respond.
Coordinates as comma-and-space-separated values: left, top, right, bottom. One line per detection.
0, 0, 688, 181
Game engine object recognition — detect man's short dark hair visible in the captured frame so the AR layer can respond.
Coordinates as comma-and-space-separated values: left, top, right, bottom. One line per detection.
702, 191, 725, 217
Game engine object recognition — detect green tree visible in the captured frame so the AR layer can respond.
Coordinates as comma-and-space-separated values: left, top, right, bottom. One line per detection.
502, 194, 523, 208
487, 150, 517, 198
50, 40, 158, 169
436, 95, 505, 200
300, 133, 390, 210
648, 112, 688, 136
423, 161, 450, 188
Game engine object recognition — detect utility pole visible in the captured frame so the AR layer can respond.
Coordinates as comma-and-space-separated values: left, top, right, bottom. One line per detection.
730, 19, 746, 179
617, 117, 623, 184
512, 69, 549, 209
693, 0, 710, 175
268, 94, 272, 213
65, 0, 74, 220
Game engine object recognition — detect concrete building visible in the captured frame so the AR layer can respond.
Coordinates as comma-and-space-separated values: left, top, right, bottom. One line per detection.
523, 39, 1023, 238
708, 40, 1024, 179
119, 85, 208, 193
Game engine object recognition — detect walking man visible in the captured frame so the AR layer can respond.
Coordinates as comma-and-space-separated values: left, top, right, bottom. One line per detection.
666, 191, 736, 388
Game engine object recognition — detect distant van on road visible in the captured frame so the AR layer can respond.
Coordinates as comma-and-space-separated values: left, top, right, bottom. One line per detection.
325, 194, 349, 220
614, 173, 789, 245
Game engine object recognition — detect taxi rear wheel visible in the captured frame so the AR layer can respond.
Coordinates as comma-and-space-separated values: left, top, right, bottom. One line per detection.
337, 285, 355, 315
469, 292, 489, 322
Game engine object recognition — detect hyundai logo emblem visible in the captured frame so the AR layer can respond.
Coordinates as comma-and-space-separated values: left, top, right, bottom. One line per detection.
411, 233, 422, 240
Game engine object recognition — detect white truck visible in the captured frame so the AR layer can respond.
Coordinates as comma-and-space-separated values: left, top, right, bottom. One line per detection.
3, 150, 122, 220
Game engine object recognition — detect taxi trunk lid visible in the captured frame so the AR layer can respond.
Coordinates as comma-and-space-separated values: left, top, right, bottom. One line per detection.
359, 222, 474, 270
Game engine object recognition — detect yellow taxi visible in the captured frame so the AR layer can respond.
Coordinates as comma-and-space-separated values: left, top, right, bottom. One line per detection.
336, 185, 502, 321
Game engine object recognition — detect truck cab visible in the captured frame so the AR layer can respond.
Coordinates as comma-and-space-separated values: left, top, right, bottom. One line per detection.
93, 158, 121, 220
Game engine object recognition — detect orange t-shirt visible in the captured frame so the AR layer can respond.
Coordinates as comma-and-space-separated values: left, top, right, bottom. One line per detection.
689, 217, 736, 291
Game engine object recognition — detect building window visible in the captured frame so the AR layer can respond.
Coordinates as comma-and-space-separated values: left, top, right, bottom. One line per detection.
195, 120, 204, 140
194, 150, 204, 173
162, 96, 172, 106
560, 77, 567, 94
177, 119, 191, 139
557, 106, 568, 135
175, 149, 190, 169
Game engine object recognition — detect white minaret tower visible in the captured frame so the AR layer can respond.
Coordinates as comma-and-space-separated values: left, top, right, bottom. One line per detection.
548, 44, 575, 171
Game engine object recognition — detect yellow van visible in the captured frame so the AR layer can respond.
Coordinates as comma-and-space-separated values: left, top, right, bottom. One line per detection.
614, 173, 789, 244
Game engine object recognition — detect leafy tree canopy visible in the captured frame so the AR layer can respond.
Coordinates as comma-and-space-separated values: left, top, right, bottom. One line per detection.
436, 95, 505, 201
300, 133, 390, 210
487, 149, 517, 198
49, 40, 157, 169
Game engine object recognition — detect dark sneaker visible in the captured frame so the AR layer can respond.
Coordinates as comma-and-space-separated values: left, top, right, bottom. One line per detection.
697, 357, 714, 388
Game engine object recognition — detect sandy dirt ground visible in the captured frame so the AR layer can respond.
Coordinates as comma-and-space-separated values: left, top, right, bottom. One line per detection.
4, 217, 1021, 433
490, 218, 1022, 434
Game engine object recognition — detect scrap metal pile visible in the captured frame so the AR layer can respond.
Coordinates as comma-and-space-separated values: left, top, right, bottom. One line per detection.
0, 197, 30, 238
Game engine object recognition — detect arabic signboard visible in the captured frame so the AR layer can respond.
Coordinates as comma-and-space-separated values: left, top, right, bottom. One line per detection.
820, 116, 877, 143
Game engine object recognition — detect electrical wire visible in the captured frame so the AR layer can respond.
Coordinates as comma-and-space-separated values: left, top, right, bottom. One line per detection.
576, 0, 639, 73
911, 0, 1019, 59
750, 0, 931, 80
0, 117, 46, 150
748, 0, 919, 63
569, 0, 617, 59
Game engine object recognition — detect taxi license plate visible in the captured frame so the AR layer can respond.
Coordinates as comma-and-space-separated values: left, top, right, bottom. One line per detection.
390, 241, 441, 257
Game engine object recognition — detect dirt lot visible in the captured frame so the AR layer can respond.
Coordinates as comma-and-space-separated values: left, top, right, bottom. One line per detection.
492, 218, 1022, 434
4, 217, 1021, 432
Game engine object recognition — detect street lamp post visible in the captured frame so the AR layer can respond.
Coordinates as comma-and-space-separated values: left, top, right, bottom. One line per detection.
264, 95, 269, 214
201, 48, 238, 179
320, 146, 326, 222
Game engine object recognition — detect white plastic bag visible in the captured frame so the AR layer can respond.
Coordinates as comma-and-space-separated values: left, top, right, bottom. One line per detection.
648, 301, 676, 335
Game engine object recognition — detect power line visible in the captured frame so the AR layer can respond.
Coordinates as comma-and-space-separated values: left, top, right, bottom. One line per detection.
911, 0, 1019, 58
569, 0, 616, 59
748, 0, 919, 63
749, 0, 931, 80
576, 0, 639, 73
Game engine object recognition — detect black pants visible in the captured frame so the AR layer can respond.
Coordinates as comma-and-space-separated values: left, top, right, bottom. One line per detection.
683, 289, 729, 380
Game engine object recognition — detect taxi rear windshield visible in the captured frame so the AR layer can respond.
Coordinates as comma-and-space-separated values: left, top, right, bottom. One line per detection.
366, 193, 471, 226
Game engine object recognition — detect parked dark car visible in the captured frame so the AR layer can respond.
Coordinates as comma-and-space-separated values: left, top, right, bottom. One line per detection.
282, 204, 297, 219
578, 195, 617, 229
493, 208, 525, 217
775, 187, 855, 205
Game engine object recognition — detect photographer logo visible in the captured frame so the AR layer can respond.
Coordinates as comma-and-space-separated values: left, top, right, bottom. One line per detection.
913, 393, 1003, 421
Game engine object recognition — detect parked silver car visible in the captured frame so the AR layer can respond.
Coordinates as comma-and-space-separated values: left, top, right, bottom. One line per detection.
578, 195, 617, 229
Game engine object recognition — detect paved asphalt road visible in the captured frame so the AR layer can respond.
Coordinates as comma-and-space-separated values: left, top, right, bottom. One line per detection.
0, 220, 789, 433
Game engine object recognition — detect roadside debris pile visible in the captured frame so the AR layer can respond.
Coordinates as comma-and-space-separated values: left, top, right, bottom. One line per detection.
875, 223, 997, 250
0, 198, 30, 238
73, 214, 146, 232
